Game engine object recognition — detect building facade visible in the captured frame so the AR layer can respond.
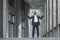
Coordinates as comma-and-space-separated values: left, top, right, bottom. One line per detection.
0, 0, 60, 39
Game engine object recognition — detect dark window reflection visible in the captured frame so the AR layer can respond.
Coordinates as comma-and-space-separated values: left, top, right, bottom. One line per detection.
9, 0, 14, 7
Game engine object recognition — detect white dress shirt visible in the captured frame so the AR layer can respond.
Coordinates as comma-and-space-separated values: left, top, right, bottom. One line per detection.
34, 15, 38, 22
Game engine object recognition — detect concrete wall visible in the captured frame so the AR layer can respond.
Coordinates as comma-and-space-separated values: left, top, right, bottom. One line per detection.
0, 0, 3, 37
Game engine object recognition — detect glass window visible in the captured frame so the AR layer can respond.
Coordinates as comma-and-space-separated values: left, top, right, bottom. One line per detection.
8, 12, 15, 37
9, 23, 13, 37
9, 13, 15, 23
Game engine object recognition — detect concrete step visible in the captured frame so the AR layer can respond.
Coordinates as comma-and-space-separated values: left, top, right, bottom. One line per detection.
0, 38, 60, 40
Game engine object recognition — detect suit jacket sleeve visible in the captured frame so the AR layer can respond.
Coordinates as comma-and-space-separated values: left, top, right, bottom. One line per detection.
38, 16, 43, 19
28, 16, 32, 19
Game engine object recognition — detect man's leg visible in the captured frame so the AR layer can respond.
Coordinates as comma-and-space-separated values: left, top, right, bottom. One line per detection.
36, 25, 39, 38
32, 25, 35, 38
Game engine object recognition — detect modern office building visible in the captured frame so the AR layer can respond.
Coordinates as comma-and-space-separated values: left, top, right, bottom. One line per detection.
0, 0, 60, 40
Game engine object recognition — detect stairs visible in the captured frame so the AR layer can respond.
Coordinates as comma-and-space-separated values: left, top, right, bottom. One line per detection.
0, 38, 60, 40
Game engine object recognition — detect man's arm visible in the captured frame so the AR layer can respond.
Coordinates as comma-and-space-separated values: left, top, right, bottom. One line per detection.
28, 16, 32, 19
38, 13, 44, 19
38, 16, 44, 19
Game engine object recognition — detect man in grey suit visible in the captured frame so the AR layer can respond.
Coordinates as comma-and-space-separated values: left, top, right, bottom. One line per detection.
28, 11, 43, 38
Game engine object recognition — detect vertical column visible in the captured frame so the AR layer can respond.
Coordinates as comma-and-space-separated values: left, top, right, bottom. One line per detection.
46, 0, 48, 37
41, 2, 46, 37
56, 0, 58, 37
46, 0, 50, 37
44, 2, 47, 36
52, 0, 53, 37
58, 0, 60, 37
48, 0, 50, 37
53, 0, 56, 28
41, 7, 44, 37
24, 3, 30, 37
14, 0, 17, 37
3, 0, 9, 38
46, 0, 49, 32
0, 0, 3, 37
50, 0, 52, 31
16, 0, 22, 38
53, 0, 57, 37
44, 0, 47, 37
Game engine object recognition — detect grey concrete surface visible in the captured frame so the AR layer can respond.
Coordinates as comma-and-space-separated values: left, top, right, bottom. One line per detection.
0, 38, 60, 40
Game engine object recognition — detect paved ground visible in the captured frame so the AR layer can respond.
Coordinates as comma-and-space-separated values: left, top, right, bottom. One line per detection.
0, 38, 60, 40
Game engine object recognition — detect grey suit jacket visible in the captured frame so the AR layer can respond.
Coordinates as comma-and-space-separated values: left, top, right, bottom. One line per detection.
28, 15, 43, 25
